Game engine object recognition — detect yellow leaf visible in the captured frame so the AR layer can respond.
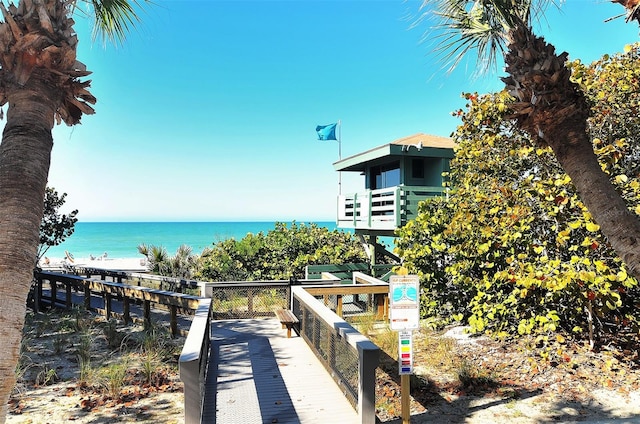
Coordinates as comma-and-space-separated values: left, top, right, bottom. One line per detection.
615, 174, 629, 184
624, 44, 633, 53
586, 222, 600, 232
396, 267, 409, 276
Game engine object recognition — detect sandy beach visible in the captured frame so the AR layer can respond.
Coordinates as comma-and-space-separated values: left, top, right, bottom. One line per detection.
39, 256, 149, 273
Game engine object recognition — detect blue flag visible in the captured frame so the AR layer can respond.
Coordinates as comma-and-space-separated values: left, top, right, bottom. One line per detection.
316, 123, 337, 141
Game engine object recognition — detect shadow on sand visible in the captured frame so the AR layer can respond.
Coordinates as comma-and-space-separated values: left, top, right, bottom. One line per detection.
374, 348, 640, 424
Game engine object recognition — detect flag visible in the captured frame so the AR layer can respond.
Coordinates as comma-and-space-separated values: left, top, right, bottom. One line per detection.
316, 123, 338, 141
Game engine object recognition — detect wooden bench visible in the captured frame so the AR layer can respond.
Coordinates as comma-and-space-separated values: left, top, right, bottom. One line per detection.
274, 309, 299, 338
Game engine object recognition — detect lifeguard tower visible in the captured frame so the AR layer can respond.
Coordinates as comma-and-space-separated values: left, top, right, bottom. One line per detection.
333, 133, 456, 274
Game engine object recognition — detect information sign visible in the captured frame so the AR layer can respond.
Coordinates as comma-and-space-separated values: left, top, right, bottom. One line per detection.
398, 330, 413, 375
389, 275, 420, 330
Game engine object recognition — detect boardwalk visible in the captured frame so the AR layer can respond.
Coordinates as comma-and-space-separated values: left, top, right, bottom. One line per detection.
204, 318, 360, 424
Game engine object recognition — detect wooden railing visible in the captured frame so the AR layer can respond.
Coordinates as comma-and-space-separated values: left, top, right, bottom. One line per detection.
303, 282, 389, 319
33, 271, 200, 337
35, 268, 391, 424
67, 266, 200, 294
292, 285, 380, 424
179, 298, 212, 424
337, 185, 443, 231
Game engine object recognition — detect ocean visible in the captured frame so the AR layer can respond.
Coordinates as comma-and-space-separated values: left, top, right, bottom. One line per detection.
43, 221, 337, 260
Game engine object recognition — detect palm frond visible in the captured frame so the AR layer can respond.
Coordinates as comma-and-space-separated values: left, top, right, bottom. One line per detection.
87, 0, 152, 46
417, 0, 562, 74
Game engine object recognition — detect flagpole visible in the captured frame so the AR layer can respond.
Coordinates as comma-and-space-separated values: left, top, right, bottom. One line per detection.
338, 119, 342, 195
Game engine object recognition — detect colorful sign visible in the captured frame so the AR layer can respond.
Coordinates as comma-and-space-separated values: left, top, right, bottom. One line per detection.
398, 330, 413, 375
389, 275, 420, 331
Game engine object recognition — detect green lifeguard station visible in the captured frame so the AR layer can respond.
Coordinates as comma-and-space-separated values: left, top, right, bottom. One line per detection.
333, 133, 456, 273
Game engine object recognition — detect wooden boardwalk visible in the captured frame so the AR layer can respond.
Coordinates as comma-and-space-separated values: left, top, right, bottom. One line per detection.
203, 318, 360, 424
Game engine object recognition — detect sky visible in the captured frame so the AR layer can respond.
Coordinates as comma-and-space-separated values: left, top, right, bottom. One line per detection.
33, 0, 640, 222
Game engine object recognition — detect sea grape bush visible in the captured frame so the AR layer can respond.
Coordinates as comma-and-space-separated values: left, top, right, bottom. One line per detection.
196, 222, 368, 281
395, 45, 640, 346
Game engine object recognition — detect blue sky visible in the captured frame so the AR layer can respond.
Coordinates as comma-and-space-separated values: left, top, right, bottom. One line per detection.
41, 0, 638, 222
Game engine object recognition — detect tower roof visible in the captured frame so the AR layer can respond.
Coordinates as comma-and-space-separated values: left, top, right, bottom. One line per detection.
333, 133, 455, 172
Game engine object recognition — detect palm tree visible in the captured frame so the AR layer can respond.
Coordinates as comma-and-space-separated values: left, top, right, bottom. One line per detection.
420, 0, 640, 279
138, 243, 198, 279
0, 1, 148, 421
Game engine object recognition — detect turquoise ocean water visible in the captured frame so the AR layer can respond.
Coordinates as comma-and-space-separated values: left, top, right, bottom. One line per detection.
44, 221, 337, 260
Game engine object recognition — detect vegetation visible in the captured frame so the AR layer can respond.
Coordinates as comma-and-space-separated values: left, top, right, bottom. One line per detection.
195, 222, 369, 281
37, 187, 78, 265
137, 243, 198, 279
396, 45, 640, 348
417, 0, 640, 281
12, 307, 182, 420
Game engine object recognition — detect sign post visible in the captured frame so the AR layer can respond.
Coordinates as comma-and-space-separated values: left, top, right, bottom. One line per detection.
389, 275, 420, 424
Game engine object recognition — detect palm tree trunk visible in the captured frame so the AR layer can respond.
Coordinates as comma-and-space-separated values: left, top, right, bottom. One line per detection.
502, 25, 640, 279
0, 76, 55, 422
554, 131, 640, 276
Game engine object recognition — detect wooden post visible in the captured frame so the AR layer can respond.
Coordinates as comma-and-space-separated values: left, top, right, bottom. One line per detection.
375, 294, 388, 320
36, 278, 44, 312
170, 305, 178, 337
51, 279, 57, 307
143, 300, 151, 328
247, 289, 254, 315
401, 374, 410, 424
33, 278, 41, 313
65, 282, 72, 310
336, 294, 343, 317
105, 293, 112, 319
123, 297, 131, 324
84, 285, 91, 310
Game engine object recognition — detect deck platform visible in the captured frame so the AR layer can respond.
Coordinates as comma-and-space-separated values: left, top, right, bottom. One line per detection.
204, 318, 360, 424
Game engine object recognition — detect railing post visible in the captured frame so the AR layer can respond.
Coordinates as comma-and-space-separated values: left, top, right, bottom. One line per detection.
358, 340, 379, 424
353, 192, 358, 226
84, 284, 91, 310
367, 192, 373, 227
395, 186, 402, 227
50, 278, 57, 307
179, 298, 212, 424
105, 293, 112, 319
35, 276, 43, 312
247, 289, 254, 315
65, 281, 72, 310
170, 305, 178, 337
143, 300, 151, 328
123, 298, 131, 324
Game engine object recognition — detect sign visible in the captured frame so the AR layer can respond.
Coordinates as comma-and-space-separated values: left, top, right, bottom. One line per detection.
389, 275, 420, 330
398, 330, 413, 375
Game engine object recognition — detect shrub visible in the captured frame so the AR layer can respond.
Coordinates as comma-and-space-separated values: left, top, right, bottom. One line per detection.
396, 45, 640, 346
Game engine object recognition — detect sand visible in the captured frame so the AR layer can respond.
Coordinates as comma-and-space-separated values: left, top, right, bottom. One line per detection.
39, 256, 148, 273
